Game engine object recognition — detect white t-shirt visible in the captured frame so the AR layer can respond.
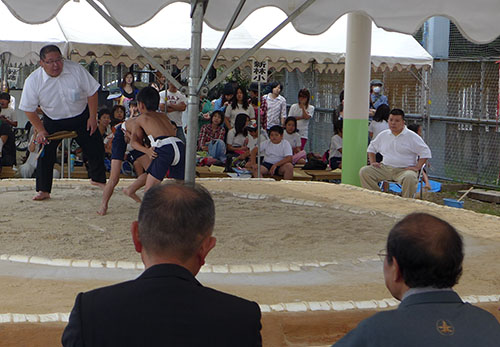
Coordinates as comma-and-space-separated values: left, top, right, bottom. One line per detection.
367, 127, 432, 167
19, 60, 100, 120
0, 107, 16, 122
369, 120, 389, 140
226, 128, 250, 148
283, 131, 301, 149
224, 103, 252, 127
247, 133, 268, 150
329, 134, 343, 159
260, 139, 293, 164
288, 103, 315, 139
159, 90, 187, 127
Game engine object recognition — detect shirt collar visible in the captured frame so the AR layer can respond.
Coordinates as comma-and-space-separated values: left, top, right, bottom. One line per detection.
390, 125, 408, 137
402, 286, 454, 301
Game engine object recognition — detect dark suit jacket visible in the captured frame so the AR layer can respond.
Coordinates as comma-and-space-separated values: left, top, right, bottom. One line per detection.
333, 290, 500, 347
62, 263, 262, 347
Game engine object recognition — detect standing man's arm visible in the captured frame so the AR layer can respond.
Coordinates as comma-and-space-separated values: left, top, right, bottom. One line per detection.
25, 111, 49, 145
87, 92, 98, 135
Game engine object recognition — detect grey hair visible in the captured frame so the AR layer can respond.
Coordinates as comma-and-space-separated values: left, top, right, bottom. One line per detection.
138, 183, 215, 261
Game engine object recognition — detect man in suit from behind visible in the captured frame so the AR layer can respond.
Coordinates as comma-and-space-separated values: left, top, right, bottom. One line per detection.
62, 183, 262, 346
333, 212, 500, 347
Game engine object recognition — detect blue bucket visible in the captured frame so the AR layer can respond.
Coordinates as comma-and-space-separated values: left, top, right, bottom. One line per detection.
443, 198, 464, 208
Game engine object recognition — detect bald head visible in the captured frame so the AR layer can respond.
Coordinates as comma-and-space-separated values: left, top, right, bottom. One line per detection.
386, 213, 463, 288
138, 183, 215, 261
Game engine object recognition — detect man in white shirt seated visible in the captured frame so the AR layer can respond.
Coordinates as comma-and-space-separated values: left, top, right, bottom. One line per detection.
359, 108, 431, 198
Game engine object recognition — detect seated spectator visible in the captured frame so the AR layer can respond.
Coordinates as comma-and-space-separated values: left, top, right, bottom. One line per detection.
198, 110, 227, 163
0, 117, 16, 170
408, 123, 431, 190
249, 125, 293, 180
213, 83, 234, 113
0, 92, 17, 127
98, 108, 112, 138
369, 104, 390, 163
226, 113, 251, 160
245, 120, 268, 169
225, 86, 252, 129
129, 100, 139, 118
63, 183, 262, 346
18, 128, 59, 178
248, 82, 267, 130
110, 104, 126, 128
329, 119, 343, 170
359, 109, 431, 198
333, 213, 500, 346
283, 117, 306, 165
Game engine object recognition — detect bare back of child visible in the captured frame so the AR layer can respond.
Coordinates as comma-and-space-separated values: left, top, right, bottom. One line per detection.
131, 87, 186, 191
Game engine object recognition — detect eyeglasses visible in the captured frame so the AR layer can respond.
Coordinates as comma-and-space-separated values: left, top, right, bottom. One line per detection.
377, 249, 388, 262
42, 57, 64, 65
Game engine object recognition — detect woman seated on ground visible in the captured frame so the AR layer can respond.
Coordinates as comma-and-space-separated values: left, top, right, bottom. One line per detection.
197, 110, 227, 163
224, 86, 252, 129
226, 113, 251, 167
283, 116, 306, 165
329, 119, 343, 170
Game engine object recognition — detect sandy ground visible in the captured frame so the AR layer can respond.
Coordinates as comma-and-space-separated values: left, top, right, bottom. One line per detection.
0, 178, 499, 346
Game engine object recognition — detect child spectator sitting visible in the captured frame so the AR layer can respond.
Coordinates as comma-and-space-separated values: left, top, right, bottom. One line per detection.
226, 113, 251, 158
283, 116, 306, 165
197, 110, 227, 163
110, 105, 126, 128
249, 125, 293, 180
329, 119, 343, 170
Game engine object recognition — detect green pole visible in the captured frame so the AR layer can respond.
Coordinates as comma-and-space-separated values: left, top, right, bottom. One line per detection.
341, 119, 368, 186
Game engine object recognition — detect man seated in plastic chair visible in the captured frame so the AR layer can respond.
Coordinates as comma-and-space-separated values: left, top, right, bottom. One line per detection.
359, 109, 431, 198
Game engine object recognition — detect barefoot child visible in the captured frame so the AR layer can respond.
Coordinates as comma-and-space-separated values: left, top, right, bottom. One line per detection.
249, 125, 293, 180
97, 117, 150, 215
130, 86, 185, 191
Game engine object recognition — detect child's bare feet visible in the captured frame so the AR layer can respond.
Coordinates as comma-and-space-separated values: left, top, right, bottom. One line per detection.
90, 180, 106, 189
123, 187, 141, 202
33, 191, 50, 201
97, 204, 108, 216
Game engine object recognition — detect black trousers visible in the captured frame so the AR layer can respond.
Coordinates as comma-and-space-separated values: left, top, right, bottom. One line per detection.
36, 107, 106, 193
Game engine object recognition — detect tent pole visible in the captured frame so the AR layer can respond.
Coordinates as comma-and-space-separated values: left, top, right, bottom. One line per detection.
207, 0, 316, 90
196, 0, 246, 93
341, 13, 372, 186
185, 0, 204, 186
85, 0, 181, 89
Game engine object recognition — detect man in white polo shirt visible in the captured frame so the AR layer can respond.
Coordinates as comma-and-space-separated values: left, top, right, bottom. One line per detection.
359, 108, 431, 198
19, 45, 106, 201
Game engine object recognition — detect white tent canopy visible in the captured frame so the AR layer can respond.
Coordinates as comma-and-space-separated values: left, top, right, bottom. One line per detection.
3, 0, 499, 44
1, 1, 432, 72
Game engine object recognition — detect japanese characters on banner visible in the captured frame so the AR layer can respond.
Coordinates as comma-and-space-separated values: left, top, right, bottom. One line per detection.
251, 60, 268, 83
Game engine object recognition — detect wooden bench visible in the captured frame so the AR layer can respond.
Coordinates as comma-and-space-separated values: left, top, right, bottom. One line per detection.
303, 169, 342, 181
0, 166, 16, 179
196, 166, 229, 178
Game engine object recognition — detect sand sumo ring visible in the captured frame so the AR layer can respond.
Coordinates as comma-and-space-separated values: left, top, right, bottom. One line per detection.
0, 178, 499, 345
